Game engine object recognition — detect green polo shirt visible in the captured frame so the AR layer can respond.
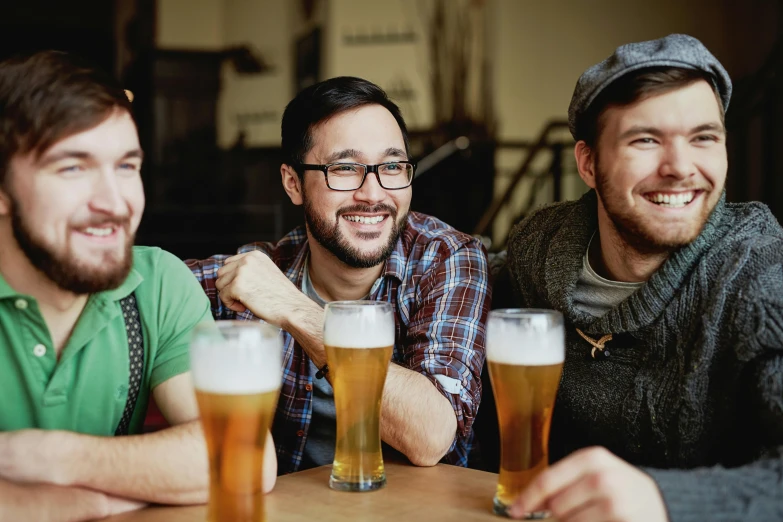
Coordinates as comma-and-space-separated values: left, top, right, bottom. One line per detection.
0, 246, 213, 436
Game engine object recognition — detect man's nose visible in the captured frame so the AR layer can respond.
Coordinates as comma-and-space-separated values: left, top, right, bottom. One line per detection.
659, 141, 696, 180
354, 169, 387, 203
89, 168, 128, 216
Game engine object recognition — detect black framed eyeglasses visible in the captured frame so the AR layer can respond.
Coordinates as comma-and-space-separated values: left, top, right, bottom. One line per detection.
296, 161, 416, 191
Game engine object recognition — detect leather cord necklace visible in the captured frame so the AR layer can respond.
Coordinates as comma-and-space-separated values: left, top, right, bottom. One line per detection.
576, 328, 612, 360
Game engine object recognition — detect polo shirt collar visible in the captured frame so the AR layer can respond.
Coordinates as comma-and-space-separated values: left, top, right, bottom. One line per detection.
58, 267, 143, 366
100, 267, 144, 302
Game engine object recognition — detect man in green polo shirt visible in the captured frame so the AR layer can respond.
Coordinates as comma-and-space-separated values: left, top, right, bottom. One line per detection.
0, 51, 277, 521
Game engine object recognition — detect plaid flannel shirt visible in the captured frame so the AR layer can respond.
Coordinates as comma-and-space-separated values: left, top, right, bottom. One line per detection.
186, 211, 490, 473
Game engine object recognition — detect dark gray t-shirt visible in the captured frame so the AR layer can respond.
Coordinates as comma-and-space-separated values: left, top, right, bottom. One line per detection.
299, 257, 381, 468
572, 238, 643, 317
299, 261, 336, 468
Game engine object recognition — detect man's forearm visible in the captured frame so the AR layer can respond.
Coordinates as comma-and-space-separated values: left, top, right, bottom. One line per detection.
284, 299, 327, 369
380, 364, 457, 466
0, 478, 108, 522
21, 421, 208, 504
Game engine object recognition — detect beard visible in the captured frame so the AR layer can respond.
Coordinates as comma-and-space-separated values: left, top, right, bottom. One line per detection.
594, 162, 719, 255
11, 201, 134, 295
303, 194, 407, 269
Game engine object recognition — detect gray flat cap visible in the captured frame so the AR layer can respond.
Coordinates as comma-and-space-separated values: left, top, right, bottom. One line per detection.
568, 33, 732, 139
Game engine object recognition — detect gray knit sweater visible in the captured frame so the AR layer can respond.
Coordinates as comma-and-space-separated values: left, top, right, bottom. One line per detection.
507, 190, 783, 522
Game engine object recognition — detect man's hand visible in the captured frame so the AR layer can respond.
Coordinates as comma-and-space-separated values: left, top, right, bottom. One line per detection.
0, 478, 145, 522
215, 251, 303, 325
510, 447, 669, 522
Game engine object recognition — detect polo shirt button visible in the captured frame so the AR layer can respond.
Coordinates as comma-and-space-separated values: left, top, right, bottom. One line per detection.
296, 430, 305, 437
305, 384, 313, 391
33, 344, 46, 357
14, 299, 28, 310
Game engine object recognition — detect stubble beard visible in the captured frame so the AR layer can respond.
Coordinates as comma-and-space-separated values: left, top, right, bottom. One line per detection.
303, 192, 408, 269
594, 164, 719, 256
10, 200, 134, 295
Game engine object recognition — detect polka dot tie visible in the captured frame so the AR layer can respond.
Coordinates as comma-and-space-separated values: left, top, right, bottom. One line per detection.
115, 293, 145, 436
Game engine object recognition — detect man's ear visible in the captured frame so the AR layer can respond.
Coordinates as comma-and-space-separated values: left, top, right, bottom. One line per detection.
574, 141, 597, 190
281, 164, 303, 206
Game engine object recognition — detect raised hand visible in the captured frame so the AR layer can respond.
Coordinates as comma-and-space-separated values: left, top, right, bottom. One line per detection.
215, 251, 302, 325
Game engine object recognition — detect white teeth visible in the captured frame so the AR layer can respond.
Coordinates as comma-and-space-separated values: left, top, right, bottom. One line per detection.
646, 191, 695, 208
84, 227, 114, 237
344, 215, 384, 225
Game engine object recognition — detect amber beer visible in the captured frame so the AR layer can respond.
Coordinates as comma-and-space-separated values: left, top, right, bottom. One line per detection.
190, 322, 282, 522
324, 301, 394, 492
487, 310, 564, 518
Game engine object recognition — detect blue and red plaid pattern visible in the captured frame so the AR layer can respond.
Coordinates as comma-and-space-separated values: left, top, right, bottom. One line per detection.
186, 212, 490, 473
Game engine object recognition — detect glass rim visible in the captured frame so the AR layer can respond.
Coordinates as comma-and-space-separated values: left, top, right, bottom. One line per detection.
489, 308, 563, 318
324, 300, 392, 310
193, 320, 281, 335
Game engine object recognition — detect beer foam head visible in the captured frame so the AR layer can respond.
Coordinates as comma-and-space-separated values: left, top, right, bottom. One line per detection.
486, 310, 565, 365
190, 321, 282, 394
323, 302, 395, 348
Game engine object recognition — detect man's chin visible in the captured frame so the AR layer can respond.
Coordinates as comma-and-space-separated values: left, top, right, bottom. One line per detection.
46, 249, 133, 294
630, 223, 704, 251
57, 265, 131, 294
338, 220, 388, 240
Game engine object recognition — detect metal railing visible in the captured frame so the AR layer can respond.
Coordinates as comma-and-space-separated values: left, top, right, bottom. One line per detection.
473, 120, 571, 238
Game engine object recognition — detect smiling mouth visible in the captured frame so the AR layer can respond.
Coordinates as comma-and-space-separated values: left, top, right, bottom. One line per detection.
75, 224, 123, 240
84, 226, 116, 237
342, 215, 387, 225
643, 190, 702, 208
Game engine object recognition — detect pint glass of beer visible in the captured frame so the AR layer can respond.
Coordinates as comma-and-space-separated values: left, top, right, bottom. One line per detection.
324, 301, 394, 492
487, 309, 564, 518
190, 321, 282, 522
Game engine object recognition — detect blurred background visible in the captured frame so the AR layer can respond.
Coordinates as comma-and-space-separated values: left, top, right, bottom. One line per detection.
3, 0, 781, 258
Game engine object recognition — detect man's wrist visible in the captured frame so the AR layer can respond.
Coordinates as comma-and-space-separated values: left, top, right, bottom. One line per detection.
42, 430, 82, 486
40, 483, 111, 521
280, 293, 317, 330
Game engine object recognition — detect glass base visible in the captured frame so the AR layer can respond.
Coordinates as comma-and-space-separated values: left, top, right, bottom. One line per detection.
329, 475, 386, 492
493, 496, 550, 519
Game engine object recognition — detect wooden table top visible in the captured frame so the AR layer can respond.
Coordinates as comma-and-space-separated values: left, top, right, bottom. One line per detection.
103, 462, 552, 521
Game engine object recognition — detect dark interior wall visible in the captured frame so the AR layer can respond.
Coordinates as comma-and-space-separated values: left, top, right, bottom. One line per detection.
0, 0, 115, 69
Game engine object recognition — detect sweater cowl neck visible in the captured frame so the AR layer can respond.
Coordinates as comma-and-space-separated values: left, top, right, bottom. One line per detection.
545, 189, 729, 334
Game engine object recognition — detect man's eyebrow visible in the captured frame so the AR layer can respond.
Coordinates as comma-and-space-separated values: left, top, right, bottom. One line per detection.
38, 150, 91, 165
382, 147, 407, 159
690, 122, 725, 135
39, 148, 144, 165
617, 126, 664, 141
618, 122, 726, 141
325, 149, 364, 163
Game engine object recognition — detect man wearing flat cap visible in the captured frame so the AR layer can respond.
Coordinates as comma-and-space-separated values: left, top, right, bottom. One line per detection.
505, 34, 783, 521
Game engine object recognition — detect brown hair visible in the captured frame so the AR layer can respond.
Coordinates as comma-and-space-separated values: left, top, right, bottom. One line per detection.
0, 50, 133, 183
576, 66, 725, 148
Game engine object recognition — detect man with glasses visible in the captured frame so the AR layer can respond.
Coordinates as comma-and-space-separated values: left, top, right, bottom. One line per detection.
188, 76, 491, 473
